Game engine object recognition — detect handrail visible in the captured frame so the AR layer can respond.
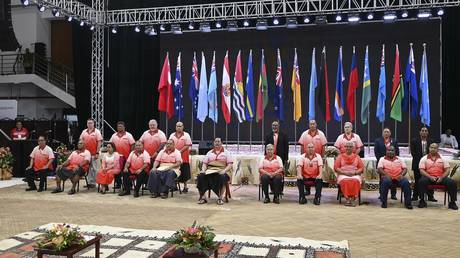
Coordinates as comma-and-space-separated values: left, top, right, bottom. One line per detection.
0, 52, 75, 96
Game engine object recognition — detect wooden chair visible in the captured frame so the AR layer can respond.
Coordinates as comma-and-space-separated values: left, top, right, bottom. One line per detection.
198, 160, 232, 202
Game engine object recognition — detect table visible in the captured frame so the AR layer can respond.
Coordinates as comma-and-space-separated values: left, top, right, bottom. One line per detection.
35, 235, 101, 258
163, 247, 218, 258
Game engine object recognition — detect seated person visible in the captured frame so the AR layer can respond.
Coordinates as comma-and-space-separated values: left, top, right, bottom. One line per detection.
296, 143, 323, 205
118, 141, 150, 198
197, 138, 233, 205
440, 129, 458, 149
259, 144, 284, 204
25, 136, 54, 192
418, 143, 458, 210
334, 142, 364, 207
148, 139, 182, 199
96, 142, 121, 194
377, 146, 412, 209
10, 120, 29, 140
52, 141, 91, 195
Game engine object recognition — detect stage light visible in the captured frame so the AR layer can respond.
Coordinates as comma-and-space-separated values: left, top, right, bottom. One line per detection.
437, 9, 444, 16
21, 0, 29, 6
383, 12, 397, 21
315, 15, 327, 25
286, 17, 297, 28
188, 22, 194, 30
227, 21, 238, 32
273, 18, 280, 25
401, 11, 409, 18
67, 16, 73, 22
171, 24, 183, 34
199, 22, 211, 33
89, 24, 95, 31
348, 14, 360, 23
79, 20, 85, 26
160, 24, 165, 31
256, 19, 268, 30
144, 26, 157, 36
303, 16, 310, 23
367, 13, 374, 20
215, 21, 222, 28
417, 9, 431, 19
111, 26, 117, 34
335, 15, 342, 22
243, 20, 250, 27
134, 26, 141, 32
52, 8, 60, 17
37, 2, 45, 12
148, 28, 157, 36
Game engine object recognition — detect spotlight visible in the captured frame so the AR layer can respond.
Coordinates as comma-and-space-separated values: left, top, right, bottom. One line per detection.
315, 15, 327, 25
111, 26, 117, 34
52, 8, 60, 17
303, 16, 310, 23
367, 13, 374, 20
227, 21, 238, 32
437, 9, 444, 16
90, 24, 95, 31
144, 26, 156, 36
417, 9, 431, 19
134, 25, 141, 33
37, 2, 45, 12
243, 20, 250, 27
188, 22, 194, 30
401, 11, 409, 18
256, 19, 268, 30
215, 21, 222, 28
67, 16, 73, 22
286, 17, 297, 28
383, 12, 397, 21
21, 0, 29, 6
199, 22, 211, 33
335, 15, 342, 22
171, 24, 183, 34
148, 28, 157, 36
273, 18, 279, 25
348, 14, 360, 23
79, 20, 85, 26
160, 24, 165, 31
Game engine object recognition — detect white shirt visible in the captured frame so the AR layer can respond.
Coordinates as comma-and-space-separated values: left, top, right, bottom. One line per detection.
440, 134, 458, 149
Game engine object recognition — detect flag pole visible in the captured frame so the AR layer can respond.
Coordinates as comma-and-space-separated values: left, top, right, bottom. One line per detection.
394, 120, 397, 139
408, 93, 411, 153
191, 112, 194, 142
367, 108, 370, 153
201, 122, 204, 141
294, 122, 297, 152
250, 121, 252, 151
261, 117, 264, 150
237, 123, 240, 153
213, 122, 216, 139
225, 124, 228, 149
353, 46, 357, 133
325, 122, 328, 140
165, 116, 169, 137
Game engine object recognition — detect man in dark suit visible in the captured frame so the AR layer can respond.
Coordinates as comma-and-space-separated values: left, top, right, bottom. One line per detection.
410, 126, 436, 201
264, 120, 289, 169
374, 128, 400, 200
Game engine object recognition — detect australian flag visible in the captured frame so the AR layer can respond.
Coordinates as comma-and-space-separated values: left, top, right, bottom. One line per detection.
174, 53, 184, 121
188, 52, 199, 118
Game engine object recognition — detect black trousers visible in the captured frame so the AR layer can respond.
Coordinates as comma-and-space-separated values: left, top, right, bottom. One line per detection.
413, 168, 434, 199
379, 174, 397, 197
121, 171, 147, 193
25, 168, 48, 189
297, 178, 323, 199
147, 170, 177, 194
381, 177, 412, 206
418, 176, 457, 202
196, 173, 229, 196
260, 174, 282, 199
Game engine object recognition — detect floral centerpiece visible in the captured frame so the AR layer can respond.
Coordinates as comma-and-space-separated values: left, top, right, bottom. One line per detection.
55, 144, 71, 165
168, 221, 218, 255
0, 147, 14, 180
35, 224, 86, 251
324, 146, 340, 158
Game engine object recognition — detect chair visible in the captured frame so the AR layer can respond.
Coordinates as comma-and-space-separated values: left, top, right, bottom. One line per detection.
197, 160, 231, 203
426, 184, 449, 205
297, 180, 316, 203
170, 179, 182, 197
258, 160, 290, 201
336, 181, 362, 205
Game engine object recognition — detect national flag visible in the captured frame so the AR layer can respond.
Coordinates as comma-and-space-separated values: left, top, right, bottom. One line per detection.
376, 45, 386, 123
420, 44, 430, 126
346, 47, 359, 122
403, 44, 419, 118
256, 49, 268, 122
274, 48, 284, 121
361, 46, 371, 124
188, 52, 199, 118
232, 50, 246, 123
291, 48, 302, 122
158, 52, 174, 119
308, 48, 318, 120
334, 47, 345, 122
208, 51, 218, 123
245, 50, 255, 122
318, 46, 331, 122
390, 44, 404, 122
197, 52, 208, 122
173, 52, 184, 121
221, 51, 231, 124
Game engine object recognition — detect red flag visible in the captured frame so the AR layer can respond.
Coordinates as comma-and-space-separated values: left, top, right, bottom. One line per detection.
221, 51, 231, 124
158, 53, 174, 119
318, 47, 331, 122
346, 47, 359, 122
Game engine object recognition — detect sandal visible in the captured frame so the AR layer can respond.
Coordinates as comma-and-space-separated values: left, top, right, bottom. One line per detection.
198, 199, 207, 204
217, 198, 224, 205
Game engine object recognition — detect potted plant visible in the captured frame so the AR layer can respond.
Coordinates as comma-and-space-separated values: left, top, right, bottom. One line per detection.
168, 221, 218, 256
0, 147, 14, 180
35, 224, 86, 251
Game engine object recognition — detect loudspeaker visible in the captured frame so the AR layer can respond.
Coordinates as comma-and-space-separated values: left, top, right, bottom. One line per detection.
198, 140, 213, 155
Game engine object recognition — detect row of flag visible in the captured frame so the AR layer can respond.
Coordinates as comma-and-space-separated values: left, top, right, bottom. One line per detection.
157, 44, 431, 126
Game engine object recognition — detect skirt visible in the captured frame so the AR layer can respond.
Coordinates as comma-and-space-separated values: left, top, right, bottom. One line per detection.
177, 163, 191, 182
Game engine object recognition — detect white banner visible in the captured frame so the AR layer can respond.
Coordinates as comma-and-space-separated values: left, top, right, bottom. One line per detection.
0, 100, 18, 119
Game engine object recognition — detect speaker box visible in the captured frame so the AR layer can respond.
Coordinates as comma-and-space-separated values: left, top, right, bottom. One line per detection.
198, 140, 213, 155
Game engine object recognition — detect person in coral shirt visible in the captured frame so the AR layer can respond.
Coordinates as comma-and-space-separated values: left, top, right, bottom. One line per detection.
169, 121, 192, 192
139, 119, 167, 162
298, 120, 328, 156
96, 142, 121, 194
118, 141, 150, 198
259, 144, 284, 204
25, 135, 54, 192
296, 143, 323, 205
109, 121, 135, 188
79, 118, 103, 188
334, 122, 363, 155
10, 120, 29, 140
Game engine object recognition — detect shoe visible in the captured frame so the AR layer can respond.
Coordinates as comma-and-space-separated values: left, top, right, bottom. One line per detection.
182, 187, 188, 193
118, 191, 130, 196
418, 200, 427, 208
263, 198, 270, 204
299, 198, 307, 205
161, 193, 168, 199
25, 187, 37, 191
448, 202, 458, 210
51, 188, 62, 194
133, 191, 140, 198
37, 188, 44, 192
381, 202, 387, 208
344, 198, 352, 206
405, 204, 413, 210
113, 184, 121, 189
411, 196, 419, 201
427, 197, 438, 202
197, 198, 207, 204
86, 184, 96, 189
313, 197, 321, 205
305, 189, 311, 196
273, 198, 280, 204
67, 189, 76, 195
151, 193, 159, 198
391, 195, 398, 200
217, 198, 224, 205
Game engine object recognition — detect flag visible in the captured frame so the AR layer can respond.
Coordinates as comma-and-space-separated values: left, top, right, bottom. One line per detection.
197, 52, 208, 122
334, 47, 345, 122
221, 51, 231, 124
308, 48, 317, 120
318, 46, 331, 122
361, 46, 371, 124
403, 44, 418, 118
376, 45, 386, 123
232, 50, 246, 123
291, 48, 302, 122
188, 52, 199, 118
390, 44, 404, 122
256, 49, 268, 122
274, 48, 284, 121
173, 53, 184, 121
158, 53, 174, 119
208, 51, 218, 123
245, 50, 255, 122
346, 47, 359, 122
420, 44, 430, 126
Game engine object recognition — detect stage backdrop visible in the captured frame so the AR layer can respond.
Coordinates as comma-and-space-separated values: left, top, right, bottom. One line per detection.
158, 19, 441, 145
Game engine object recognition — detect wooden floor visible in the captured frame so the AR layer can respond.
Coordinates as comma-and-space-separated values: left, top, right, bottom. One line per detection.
0, 181, 459, 258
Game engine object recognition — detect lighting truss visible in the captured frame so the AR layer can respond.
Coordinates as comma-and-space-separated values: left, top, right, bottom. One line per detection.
31, 0, 97, 23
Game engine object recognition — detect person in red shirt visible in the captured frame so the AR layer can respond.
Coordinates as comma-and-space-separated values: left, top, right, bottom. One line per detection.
418, 143, 458, 210
169, 121, 192, 193
96, 142, 121, 194
334, 122, 363, 155
118, 141, 150, 198
52, 140, 91, 195
109, 121, 135, 189
148, 139, 182, 198
259, 144, 284, 204
296, 143, 324, 205
377, 146, 412, 209
10, 121, 29, 140
334, 142, 364, 207
139, 119, 167, 162
24, 135, 54, 191
298, 120, 328, 156
79, 118, 103, 188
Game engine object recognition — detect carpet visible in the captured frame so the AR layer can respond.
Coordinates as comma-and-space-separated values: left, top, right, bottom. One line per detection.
0, 223, 350, 258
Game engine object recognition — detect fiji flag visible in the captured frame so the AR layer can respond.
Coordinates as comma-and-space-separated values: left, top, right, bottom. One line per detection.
334, 47, 345, 121
419, 44, 430, 126
208, 51, 218, 123
174, 53, 184, 121
188, 52, 199, 118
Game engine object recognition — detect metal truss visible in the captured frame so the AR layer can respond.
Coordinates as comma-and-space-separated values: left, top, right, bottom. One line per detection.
105, 0, 460, 26
31, 0, 97, 23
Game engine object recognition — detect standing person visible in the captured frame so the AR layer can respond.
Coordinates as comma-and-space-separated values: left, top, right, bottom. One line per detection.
410, 126, 436, 202
440, 129, 458, 149
259, 144, 284, 204
118, 141, 150, 198
109, 121, 135, 189
298, 120, 328, 156
264, 121, 289, 165
169, 122, 192, 193
79, 118, 103, 188
24, 136, 54, 192
296, 143, 324, 205
96, 142, 121, 194
139, 119, 167, 163
334, 122, 363, 155
334, 142, 364, 207
374, 128, 400, 200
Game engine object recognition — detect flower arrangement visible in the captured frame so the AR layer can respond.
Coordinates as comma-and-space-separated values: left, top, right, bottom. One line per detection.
55, 144, 71, 165
324, 146, 340, 158
168, 221, 217, 255
0, 147, 14, 180
35, 224, 86, 251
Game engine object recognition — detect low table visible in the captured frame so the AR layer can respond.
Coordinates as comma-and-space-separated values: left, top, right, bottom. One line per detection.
35, 235, 102, 258
163, 246, 218, 258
